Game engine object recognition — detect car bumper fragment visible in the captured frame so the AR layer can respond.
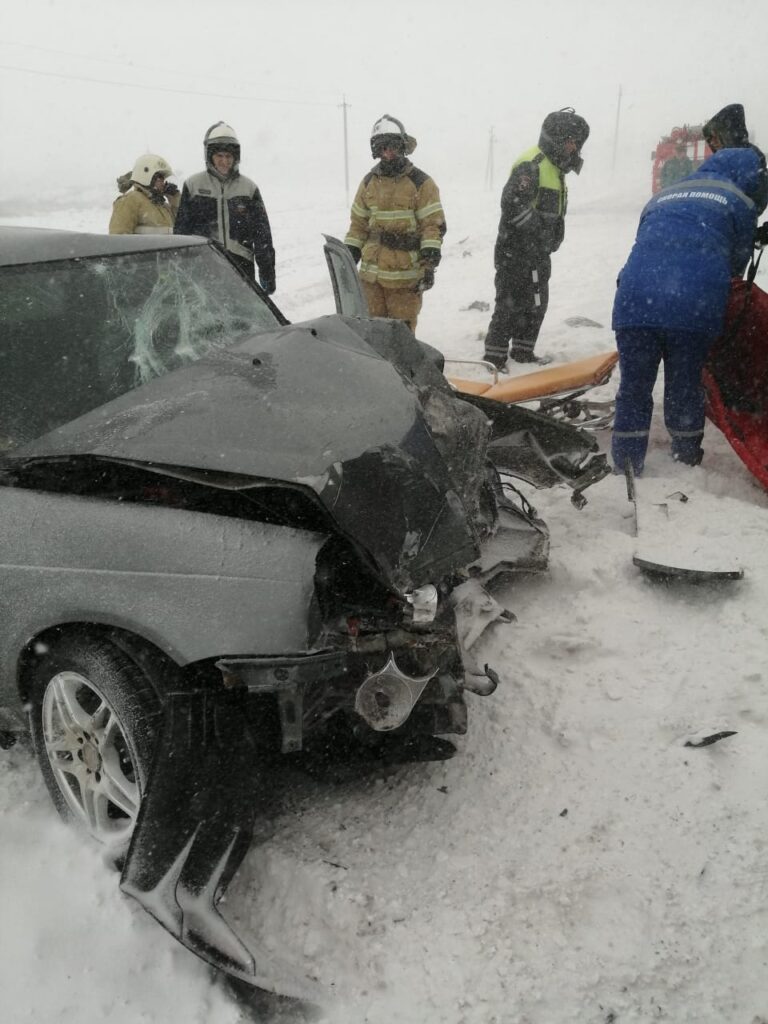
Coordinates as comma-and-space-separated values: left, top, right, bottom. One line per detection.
120, 688, 274, 988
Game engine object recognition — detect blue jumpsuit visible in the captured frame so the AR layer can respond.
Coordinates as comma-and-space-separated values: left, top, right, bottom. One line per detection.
612, 148, 762, 474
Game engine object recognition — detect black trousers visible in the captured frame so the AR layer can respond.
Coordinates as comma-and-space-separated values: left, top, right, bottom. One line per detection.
484, 255, 551, 360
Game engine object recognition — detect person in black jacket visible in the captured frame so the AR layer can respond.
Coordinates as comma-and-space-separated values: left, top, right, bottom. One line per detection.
174, 122, 276, 293
703, 103, 768, 215
483, 108, 589, 367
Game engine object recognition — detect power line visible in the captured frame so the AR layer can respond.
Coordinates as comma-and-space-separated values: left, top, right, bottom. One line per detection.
0, 61, 338, 107
0, 37, 341, 104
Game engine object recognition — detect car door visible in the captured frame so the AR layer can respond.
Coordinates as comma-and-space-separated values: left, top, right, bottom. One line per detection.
323, 234, 369, 318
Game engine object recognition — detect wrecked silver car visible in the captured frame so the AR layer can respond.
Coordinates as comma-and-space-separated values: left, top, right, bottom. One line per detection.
0, 226, 608, 988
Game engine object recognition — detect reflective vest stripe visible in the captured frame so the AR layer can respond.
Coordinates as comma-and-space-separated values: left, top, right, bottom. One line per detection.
370, 209, 418, 224
416, 200, 444, 220
510, 208, 534, 227
360, 261, 421, 282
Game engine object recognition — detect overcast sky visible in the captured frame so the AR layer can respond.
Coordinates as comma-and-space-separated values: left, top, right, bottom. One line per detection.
2, 0, 768, 210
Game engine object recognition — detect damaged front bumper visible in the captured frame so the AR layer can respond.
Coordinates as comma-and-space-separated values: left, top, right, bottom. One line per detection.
120, 635, 474, 990
119, 480, 549, 992
119, 546, 525, 990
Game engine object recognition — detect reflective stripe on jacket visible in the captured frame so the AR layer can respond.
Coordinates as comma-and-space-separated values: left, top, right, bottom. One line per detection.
345, 161, 446, 288
173, 170, 275, 282
108, 186, 178, 235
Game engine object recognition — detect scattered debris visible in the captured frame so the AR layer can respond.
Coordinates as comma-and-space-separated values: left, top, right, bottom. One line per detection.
559, 808, 568, 817
564, 315, 604, 328
684, 731, 738, 748
460, 299, 490, 312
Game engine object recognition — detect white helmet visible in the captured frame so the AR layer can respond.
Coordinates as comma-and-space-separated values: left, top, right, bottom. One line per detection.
131, 154, 173, 188
370, 114, 417, 158
204, 121, 241, 169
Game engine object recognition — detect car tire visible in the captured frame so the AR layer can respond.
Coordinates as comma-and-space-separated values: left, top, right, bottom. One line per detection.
28, 636, 162, 854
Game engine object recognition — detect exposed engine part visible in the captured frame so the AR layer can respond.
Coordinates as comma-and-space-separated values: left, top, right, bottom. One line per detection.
354, 654, 437, 731
405, 584, 439, 624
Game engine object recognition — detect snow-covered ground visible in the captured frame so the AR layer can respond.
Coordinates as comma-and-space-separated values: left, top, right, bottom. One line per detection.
3, 186, 768, 1024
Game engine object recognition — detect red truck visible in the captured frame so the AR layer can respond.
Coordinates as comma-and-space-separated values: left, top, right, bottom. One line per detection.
651, 125, 712, 193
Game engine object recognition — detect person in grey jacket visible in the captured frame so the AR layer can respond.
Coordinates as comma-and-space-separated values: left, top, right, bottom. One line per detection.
174, 122, 276, 293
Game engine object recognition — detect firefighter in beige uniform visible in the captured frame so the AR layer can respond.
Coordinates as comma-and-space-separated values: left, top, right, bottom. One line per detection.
345, 115, 446, 333
109, 154, 180, 235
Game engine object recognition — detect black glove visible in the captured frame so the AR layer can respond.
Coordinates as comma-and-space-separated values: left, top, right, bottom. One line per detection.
419, 248, 441, 268
755, 222, 768, 247
346, 244, 362, 264
418, 267, 435, 292
163, 181, 179, 197
259, 275, 276, 296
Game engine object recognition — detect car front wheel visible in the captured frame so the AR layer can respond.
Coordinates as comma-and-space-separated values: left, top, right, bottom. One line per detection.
28, 637, 161, 852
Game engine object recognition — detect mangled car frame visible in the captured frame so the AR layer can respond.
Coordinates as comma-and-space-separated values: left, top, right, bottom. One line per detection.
0, 226, 608, 989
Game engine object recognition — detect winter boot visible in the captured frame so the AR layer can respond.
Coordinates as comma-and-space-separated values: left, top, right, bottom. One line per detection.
510, 340, 548, 364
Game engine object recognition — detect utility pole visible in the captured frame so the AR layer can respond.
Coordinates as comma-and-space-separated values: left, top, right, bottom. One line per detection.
484, 126, 496, 190
612, 84, 623, 175
340, 95, 351, 208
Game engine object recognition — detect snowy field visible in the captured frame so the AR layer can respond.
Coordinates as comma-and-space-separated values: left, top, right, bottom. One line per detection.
2, 185, 768, 1024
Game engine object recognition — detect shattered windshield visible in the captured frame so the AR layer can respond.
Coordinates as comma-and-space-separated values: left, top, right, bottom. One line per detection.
0, 244, 280, 450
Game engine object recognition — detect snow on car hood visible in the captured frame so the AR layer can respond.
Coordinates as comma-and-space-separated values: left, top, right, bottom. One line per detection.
16, 315, 489, 592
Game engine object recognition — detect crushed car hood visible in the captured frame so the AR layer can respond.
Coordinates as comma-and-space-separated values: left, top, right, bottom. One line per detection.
14, 315, 491, 592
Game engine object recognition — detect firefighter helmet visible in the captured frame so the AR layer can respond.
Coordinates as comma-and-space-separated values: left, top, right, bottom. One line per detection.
370, 115, 417, 159
130, 154, 174, 188
204, 122, 241, 167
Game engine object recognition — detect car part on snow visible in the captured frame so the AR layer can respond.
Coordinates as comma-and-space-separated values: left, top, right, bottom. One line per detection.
0, 729, 16, 749
684, 730, 738, 748
624, 462, 744, 581
120, 688, 279, 990
564, 316, 604, 328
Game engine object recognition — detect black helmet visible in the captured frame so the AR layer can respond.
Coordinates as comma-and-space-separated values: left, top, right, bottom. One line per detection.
703, 104, 749, 149
539, 108, 590, 173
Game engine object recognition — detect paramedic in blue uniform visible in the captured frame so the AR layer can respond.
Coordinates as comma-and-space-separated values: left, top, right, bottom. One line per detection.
611, 147, 764, 474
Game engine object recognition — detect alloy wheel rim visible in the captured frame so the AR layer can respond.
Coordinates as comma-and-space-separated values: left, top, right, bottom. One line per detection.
41, 671, 140, 845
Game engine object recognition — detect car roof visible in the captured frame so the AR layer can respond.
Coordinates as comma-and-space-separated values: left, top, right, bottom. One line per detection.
0, 225, 209, 267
